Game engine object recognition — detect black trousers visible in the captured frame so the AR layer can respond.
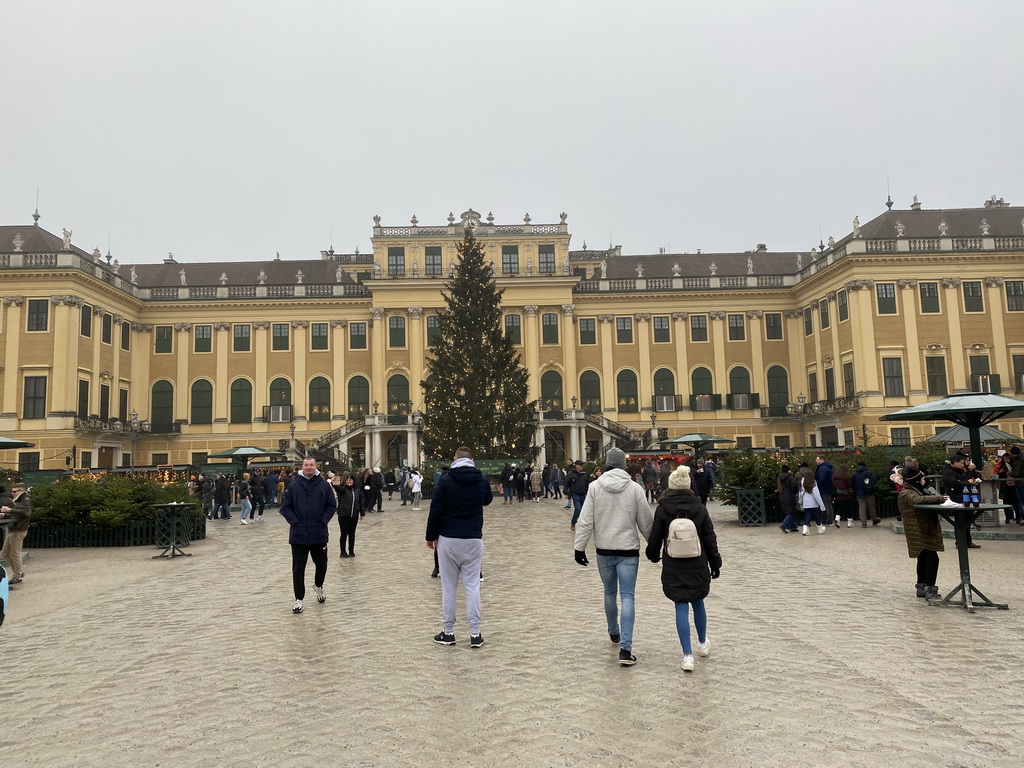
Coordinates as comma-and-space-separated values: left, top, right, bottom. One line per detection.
291, 543, 328, 600
916, 549, 939, 586
338, 516, 359, 555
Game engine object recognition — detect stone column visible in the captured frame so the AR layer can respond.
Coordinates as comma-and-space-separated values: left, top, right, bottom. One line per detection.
746, 310, 765, 399
635, 313, 652, 411
672, 313, 689, 413
131, 323, 153, 420
1, 298, 24, 416
174, 322, 191, 420
568, 422, 580, 462
598, 315, 615, 412
709, 312, 727, 413
846, 282, 880, 396
898, 281, 924, 395
561, 304, 577, 402
986, 278, 1010, 385
524, 306, 540, 401
91, 307, 104, 415
213, 322, 231, 428
942, 279, 968, 392
252, 322, 269, 425
291, 321, 308, 420
408, 308, 424, 407
331, 320, 348, 421
370, 308, 386, 408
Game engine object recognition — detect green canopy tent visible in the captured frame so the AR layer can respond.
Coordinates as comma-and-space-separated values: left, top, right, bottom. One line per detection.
206, 446, 287, 476
0, 436, 35, 449
666, 433, 735, 457
923, 423, 1022, 447
881, 392, 1024, 468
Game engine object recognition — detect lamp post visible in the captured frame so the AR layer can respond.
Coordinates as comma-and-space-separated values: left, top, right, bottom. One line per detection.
372, 400, 379, 415
650, 411, 658, 448
786, 393, 822, 449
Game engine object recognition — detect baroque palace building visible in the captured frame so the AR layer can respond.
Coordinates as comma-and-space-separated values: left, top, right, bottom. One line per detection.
2, 200, 1024, 473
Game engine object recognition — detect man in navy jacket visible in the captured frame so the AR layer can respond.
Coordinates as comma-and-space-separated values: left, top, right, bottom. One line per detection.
426, 446, 493, 647
280, 457, 337, 613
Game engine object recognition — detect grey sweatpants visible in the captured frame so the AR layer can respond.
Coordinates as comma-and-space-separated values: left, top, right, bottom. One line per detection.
437, 535, 484, 635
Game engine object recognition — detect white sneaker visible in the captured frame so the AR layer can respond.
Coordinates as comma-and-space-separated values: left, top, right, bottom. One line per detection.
801, 525, 809, 536
292, 599, 303, 613
847, 519, 854, 528
696, 639, 710, 657
314, 585, 326, 604
834, 515, 841, 528
817, 525, 827, 534
239, 519, 248, 525
256, 516, 263, 522
681, 654, 695, 672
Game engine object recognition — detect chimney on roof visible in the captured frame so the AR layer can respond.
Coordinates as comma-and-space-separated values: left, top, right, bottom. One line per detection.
984, 196, 1008, 208
659, 247, 665, 255
164, 252, 177, 264
910, 195, 922, 211
756, 243, 767, 252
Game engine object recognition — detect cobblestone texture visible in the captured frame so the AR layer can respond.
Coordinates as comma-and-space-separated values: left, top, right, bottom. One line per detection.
3, 496, 1023, 767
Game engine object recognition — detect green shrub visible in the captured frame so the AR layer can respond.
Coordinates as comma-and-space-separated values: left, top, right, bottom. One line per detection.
717, 441, 952, 505
30, 477, 191, 527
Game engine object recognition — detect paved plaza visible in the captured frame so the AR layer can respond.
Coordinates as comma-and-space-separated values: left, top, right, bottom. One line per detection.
3, 494, 1023, 767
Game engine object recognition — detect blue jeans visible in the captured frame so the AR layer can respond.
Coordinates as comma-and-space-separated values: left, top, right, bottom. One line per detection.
675, 600, 707, 656
571, 493, 585, 525
1015, 486, 1024, 523
781, 514, 799, 531
212, 501, 231, 519
596, 555, 639, 650
503, 484, 514, 502
240, 498, 252, 520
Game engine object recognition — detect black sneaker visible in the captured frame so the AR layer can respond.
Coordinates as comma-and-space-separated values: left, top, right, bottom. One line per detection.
609, 632, 620, 645
433, 631, 456, 645
470, 634, 484, 649
618, 649, 637, 666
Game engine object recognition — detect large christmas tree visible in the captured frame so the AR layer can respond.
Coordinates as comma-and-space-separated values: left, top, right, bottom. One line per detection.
420, 226, 537, 461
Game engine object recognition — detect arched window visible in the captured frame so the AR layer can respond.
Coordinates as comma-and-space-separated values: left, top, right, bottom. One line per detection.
580, 370, 601, 414
616, 369, 639, 413
540, 370, 562, 410
767, 365, 790, 417
190, 380, 213, 425
348, 376, 369, 419
309, 377, 331, 422
729, 366, 751, 394
653, 368, 675, 395
691, 367, 713, 395
230, 379, 252, 424
269, 377, 292, 406
387, 374, 410, 415
151, 381, 174, 431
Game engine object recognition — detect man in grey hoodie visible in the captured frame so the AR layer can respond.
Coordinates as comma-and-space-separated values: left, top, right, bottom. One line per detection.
573, 447, 654, 666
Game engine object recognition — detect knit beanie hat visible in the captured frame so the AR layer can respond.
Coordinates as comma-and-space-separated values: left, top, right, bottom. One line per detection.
669, 465, 692, 490
605, 448, 627, 469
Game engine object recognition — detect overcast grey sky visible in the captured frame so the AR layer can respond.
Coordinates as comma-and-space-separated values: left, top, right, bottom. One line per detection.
2, 1, 1022, 263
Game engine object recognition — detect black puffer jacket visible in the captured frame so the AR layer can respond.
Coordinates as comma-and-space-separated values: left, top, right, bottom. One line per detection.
645, 491, 721, 604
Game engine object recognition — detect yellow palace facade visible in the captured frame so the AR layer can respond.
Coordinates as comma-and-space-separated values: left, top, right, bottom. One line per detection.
2, 199, 1024, 472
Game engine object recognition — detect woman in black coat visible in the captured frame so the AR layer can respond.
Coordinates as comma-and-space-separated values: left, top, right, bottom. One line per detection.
334, 474, 364, 558
777, 464, 799, 532
692, 460, 713, 505
645, 465, 722, 672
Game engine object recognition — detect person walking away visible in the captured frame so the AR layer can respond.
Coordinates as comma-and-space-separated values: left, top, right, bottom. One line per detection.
852, 462, 879, 526
941, 454, 979, 548
279, 457, 337, 613
334, 473, 364, 557
411, 469, 423, 510
659, 459, 674, 496
994, 451, 1021, 524
831, 464, 855, 528
642, 460, 659, 503
704, 458, 718, 498
426, 446, 493, 647
0, 483, 32, 584
500, 463, 515, 505
573, 448, 654, 666
369, 467, 384, 513
529, 463, 542, 503
212, 474, 232, 520
513, 464, 526, 503
265, 470, 279, 507
645, 466, 721, 672
898, 467, 946, 599
550, 464, 564, 500
777, 465, 800, 532
814, 455, 835, 521
692, 460, 713, 507
384, 468, 397, 500
797, 468, 827, 535
237, 473, 253, 524
566, 460, 590, 530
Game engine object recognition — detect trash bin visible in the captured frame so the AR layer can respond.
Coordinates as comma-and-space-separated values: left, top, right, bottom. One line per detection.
730, 486, 767, 527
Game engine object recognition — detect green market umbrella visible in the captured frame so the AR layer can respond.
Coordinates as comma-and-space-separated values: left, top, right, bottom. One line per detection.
0, 436, 35, 449
882, 392, 1024, 467
206, 446, 286, 475
923, 424, 1022, 446
666, 433, 735, 457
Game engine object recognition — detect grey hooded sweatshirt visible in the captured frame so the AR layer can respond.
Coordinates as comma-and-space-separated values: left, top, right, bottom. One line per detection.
573, 468, 654, 556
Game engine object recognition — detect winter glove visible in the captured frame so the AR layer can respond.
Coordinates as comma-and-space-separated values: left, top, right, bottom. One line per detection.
574, 550, 589, 567
710, 568, 721, 580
